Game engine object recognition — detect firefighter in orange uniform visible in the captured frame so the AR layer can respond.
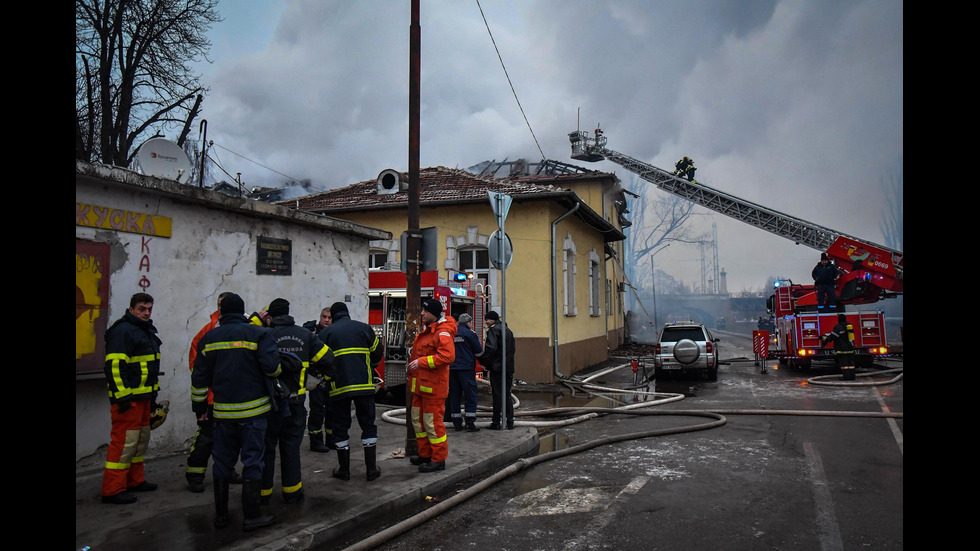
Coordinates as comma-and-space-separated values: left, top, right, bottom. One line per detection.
407, 298, 457, 473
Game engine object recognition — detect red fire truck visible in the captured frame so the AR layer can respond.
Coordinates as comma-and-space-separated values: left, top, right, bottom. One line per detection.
766, 236, 901, 369
368, 270, 485, 395
567, 129, 904, 371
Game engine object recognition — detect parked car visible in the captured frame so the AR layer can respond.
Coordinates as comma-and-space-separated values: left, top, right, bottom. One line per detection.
654, 322, 720, 380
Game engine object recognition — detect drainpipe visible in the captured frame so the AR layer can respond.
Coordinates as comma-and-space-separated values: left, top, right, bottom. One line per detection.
551, 202, 580, 380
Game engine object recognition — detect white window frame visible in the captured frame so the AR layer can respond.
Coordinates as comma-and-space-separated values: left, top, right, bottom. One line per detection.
588, 249, 601, 317
563, 233, 577, 316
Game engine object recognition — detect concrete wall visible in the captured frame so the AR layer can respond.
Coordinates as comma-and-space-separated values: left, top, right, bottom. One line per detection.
75, 162, 389, 462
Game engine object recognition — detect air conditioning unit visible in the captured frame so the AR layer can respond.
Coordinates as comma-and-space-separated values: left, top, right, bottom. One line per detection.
376, 169, 406, 195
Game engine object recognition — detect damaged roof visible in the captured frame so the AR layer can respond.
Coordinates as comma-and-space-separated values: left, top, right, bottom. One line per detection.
277, 166, 625, 242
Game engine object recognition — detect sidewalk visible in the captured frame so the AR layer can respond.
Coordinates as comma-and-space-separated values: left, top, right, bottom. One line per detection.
75, 405, 539, 551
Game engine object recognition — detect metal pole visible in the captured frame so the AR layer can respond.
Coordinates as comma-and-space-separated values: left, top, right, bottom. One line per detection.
404, 0, 421, 455
498, 195, 507, 427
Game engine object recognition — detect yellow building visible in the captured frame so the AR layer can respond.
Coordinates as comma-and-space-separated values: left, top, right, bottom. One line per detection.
284, 166, 629, 383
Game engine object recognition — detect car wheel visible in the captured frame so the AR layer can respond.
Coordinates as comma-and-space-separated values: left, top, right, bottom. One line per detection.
654, 365, 666, 380
672, 339, 701, 365
707, 366, 718, 381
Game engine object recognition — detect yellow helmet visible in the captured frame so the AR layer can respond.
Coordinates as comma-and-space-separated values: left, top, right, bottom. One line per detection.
150, 400, 170, 430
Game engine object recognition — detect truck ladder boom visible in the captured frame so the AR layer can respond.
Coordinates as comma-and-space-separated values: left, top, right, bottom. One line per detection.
569, 130, 903, 278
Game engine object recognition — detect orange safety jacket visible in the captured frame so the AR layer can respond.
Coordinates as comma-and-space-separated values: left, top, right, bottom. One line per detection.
408, 315, 457, 399
189, 310, 220, 405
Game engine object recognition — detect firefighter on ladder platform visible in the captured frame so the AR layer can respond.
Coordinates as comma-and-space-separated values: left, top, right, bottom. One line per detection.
821, 314, 856, 381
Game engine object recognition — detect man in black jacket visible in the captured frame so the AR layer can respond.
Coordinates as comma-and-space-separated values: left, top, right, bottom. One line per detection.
811, 253, 839, 311
263, 298, 334, 504
101, 292, 161, 505
318, 302, 384, 481
482, 311, 515, 430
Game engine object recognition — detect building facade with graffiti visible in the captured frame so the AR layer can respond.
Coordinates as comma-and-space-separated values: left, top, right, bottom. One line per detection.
75, 161, 389, 462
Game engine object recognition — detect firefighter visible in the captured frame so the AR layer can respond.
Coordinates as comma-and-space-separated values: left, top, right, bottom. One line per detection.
449, 313, 483, 432
407, 299, 457, 472
101, 292, 161, 505
304, 307, 335, 453
811, 253, 839, 311
185, 292, 244, 493
318, 302, 384, 481
192, 293, 282, 531
822, 314, 856, 381
674, 156, 696, 181
263, 298, 335, 504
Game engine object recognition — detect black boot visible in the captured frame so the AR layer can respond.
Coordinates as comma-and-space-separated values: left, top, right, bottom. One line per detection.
365, 445, 381, 481
310, 432, 330, 453
242, 479, 275, 532
465, 419, 480, 432
333, 447, 351, 481
213, 476, 230, 529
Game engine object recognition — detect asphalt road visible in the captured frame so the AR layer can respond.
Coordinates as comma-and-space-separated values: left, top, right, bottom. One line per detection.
323, 332, 904, 551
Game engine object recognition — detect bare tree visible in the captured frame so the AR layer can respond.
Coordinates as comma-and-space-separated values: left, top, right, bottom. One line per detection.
75, 0, 220, 167
879, 156, 903, 251
622, 173, 706, 308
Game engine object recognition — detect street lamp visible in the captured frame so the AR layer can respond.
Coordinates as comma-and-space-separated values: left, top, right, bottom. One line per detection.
650, 244, 670, 330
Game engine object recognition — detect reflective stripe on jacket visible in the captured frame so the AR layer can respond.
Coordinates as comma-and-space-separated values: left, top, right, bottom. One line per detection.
270, 315, 334, 399
104, 310, 162, 404
409, 315, 457, 399
318, 311, 383, 399
191, 314, 282, 421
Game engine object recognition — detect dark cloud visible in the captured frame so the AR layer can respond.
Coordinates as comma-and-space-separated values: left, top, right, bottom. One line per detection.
196, 0, 902, 291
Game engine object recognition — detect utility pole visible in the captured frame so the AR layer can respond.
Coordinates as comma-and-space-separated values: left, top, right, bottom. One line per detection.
404, 0, 421, 455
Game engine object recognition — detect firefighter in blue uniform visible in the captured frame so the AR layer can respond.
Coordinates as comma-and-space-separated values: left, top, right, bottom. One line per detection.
262, 298, 334, 504
318, 302, 384, 482
192, 293, 282, 531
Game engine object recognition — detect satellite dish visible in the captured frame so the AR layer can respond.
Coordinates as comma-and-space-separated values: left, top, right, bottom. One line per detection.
137, 138, 193, 183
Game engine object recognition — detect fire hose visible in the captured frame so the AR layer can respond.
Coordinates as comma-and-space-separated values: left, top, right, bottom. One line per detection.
362, 361, 902, 551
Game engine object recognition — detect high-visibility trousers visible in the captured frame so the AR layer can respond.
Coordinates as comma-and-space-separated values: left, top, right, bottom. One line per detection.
101, 400, 151, 497
411, 393, 448, 463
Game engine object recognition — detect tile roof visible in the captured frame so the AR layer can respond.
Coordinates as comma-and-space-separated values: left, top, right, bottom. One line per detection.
276, 166, 625, 242
279, 166, 607, 212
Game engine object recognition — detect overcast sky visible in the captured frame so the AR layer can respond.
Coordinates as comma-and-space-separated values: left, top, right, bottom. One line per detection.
193, 0, 903, 294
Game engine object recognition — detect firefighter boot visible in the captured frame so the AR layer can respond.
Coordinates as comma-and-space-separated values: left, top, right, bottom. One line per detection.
365, 445, 381, 481
242, 479, 275, 532
213, 475, 230, 529
333, 447, 351, 481
310, 432, 330, 453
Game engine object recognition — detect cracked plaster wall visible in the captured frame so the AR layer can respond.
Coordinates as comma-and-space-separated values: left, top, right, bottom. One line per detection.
76, 178, 374, 462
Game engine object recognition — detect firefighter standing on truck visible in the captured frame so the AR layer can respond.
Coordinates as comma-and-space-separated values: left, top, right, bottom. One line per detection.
407, 298, 457, 473
263, 298, 334, 504
822, 313, 856, 381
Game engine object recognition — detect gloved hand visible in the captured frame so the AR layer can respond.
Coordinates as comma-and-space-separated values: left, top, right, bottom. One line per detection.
116, 399, 132, 413
192, 401, 207, 418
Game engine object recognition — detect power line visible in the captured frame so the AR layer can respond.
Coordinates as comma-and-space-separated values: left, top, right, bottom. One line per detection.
211, 142, 307, 183
476, 0, 546, 161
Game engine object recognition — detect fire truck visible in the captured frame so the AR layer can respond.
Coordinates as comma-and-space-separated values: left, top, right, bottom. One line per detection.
368, 270, 485, 395
567, 128, 903, 369
765, 235, 900, 368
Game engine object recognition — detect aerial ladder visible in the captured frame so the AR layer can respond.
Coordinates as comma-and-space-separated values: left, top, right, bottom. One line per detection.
568, 128, 903, 304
